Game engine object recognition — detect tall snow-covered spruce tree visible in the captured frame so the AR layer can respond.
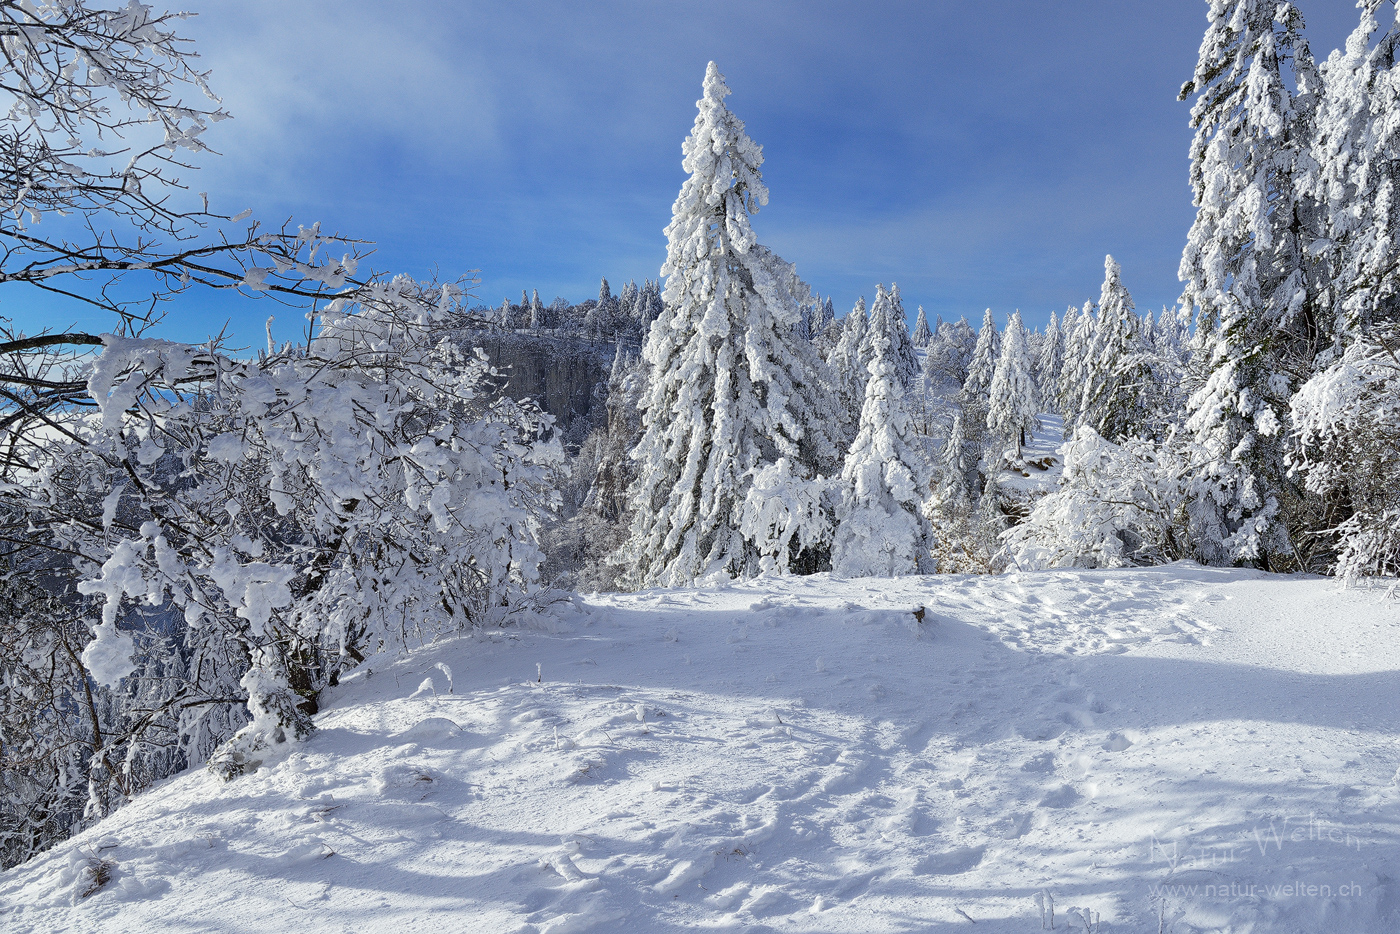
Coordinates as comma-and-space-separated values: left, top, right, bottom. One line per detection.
1178, 0, 1321, 568
618, 63, 837, 587
1290, 2, 1400, 577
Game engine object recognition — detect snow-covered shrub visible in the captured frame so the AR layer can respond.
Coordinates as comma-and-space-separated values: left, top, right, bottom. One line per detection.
35, 278, 561, 782
1289, 335, 1400, 583
206, 661, 314, 780
0, 0, 566, 862
1004, 427, 1187, 570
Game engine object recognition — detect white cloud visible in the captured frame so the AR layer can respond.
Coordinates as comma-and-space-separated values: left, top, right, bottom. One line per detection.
181, 1, 502, 190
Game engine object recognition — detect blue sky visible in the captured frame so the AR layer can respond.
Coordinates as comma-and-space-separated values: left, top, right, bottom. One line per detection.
16, 2, 1372, 345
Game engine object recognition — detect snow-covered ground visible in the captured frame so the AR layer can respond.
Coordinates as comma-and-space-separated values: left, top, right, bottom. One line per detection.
2, 567, 1397, 933
999, 413, 1065, 496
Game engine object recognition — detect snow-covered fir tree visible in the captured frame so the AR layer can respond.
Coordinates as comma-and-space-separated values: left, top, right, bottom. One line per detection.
863, 283, 921, 392
937, 409, 975, 512
633, 279, 665, 334
1288, 1, 1400, 575
988, 310, 1038, 456
912, 305, 932, 347
922, 315, 978, 397
1036, 309, 1064, 411
827, 297, 871, 443
960, 308, 1000, 417
1058, 300, 1096, 430
927, 397, 999, 573
619, 279, 639, 321
1308, 2, 1400, 346
975, 461, 1007, 553
798, 297, 817, 341
1157, 305, 1191, 361
1079, 255, 1153, 441
1143, 305, 1192, 440
806, 293, 837, 342
618, 62, 838, 587
529, 289, 544, 329
814, 311, 844, 358
1058, 302, 1079, 359
1178, 0, 1321, 568
831, 319, 934, 577
584, 277, 619, 337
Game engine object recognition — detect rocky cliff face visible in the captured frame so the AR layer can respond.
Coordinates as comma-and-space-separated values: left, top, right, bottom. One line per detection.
466, 331, 627, 447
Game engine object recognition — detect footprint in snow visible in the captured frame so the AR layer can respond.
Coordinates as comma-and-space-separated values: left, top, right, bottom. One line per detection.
1038, 784, 1081, 808
703, 882, 750, 910
1057, 709, 1096, 729
1054, 687, 1087, 705
1016, 720, 1067, 742
1001, 812, 1033, 839
916, 844, 986, 875
1021, 752, 1056, 773
394, 717, 465, 742
883, 808, 939, 837
740, 885, 801, 918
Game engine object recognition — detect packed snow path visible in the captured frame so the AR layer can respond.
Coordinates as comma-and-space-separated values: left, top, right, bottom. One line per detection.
3, 567, 1397, 932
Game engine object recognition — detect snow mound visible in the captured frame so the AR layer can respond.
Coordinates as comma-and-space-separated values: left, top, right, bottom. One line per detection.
2, 568, 1397, 933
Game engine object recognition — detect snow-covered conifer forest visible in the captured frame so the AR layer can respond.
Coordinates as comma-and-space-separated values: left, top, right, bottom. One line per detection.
1, 3, 1398, 932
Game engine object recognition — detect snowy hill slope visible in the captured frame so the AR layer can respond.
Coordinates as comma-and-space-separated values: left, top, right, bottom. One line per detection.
2, 568, 1397, 933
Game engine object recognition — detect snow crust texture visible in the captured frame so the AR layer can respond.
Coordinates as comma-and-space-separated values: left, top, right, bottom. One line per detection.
2, 568, 1397, 933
